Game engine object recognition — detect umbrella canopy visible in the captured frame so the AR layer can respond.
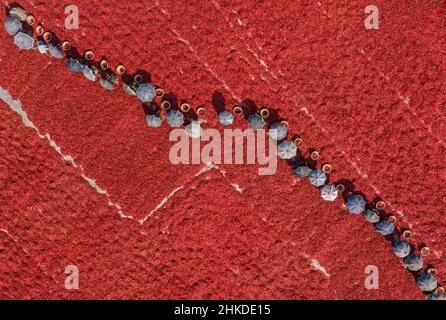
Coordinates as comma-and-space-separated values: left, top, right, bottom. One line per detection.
268, 122, 288, 141
48, 44, 64, 59
37, 41, 48, 54
8, 7, 28, 21
146, 114, 162, 128
293, 165, 312, 177
404, 254, 423, 271
364, 209, 380, 223
320, 184, 338, 201
185, 120, 203, 138
14, 31, 34, 50
99, 79, 116, 91
83, 66, 97, 81
136, 83, 156, 103
277, 140, 297, 159
308, 169, 327, 187
392, 240, 411, 258
248, 114, 265, 130
5, 16, 22, 36
417, 274, 437, 292
66, 58, 84, 73
375, 220, 395, 236
426, 293, 446, 300
166, 109, 184, 128
346, 195, 366, 214
123, 83, 137, 96
218, 111, 234, 126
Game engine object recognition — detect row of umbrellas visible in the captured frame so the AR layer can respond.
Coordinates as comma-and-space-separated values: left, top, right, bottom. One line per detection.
293, 161, 440, 296
5, 7, 443, 299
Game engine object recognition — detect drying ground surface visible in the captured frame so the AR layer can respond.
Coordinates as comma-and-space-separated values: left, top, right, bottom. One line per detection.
0, 0, 445, 299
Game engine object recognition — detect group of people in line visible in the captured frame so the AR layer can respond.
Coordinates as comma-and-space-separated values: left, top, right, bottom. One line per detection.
4, 4, 444, 300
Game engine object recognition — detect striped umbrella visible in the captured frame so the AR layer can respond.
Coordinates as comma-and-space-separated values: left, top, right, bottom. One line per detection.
166, 109, 184, 128
308, 169, 327, 187
375, 220, 395, 236
5, 17, 22, 36
346, 195, 366, 214
136, 83, 156, 103
392, 240, 411, 258
404, 254, 423, 271
320, 184, 338, 201
277, 140, 297, 159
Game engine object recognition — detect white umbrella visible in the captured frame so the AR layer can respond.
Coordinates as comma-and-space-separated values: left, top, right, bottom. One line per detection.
5, 17, 22, 36
417, 274, 437, 292
8, 7, 28, 21
248, 114, 265, 130
185, 120, 203, 138
277, 140, 297, 159
14, 32, 34, 50
392, 240, 411, 258
268, 122, 288, 141
83, 66, 97, 81
293, 165, 312, 177
48, 44, 64, 59
218, 111, 233, 126
66, 58, 84, 73
100, 79, 115, 91
404, 254, 423, 271
308, 169, 327, 187
375, 221, 395, 236
136, 83, 156, 103
146, 114, 162, 128
320, 184, 338, 201
37, 41, 48, 54
166, 109, 184, 128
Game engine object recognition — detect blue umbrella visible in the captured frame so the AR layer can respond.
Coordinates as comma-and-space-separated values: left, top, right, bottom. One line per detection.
166, 109, 184, 128
218, 111, 233, 126
48, 44, 64, 59
346, 195, 366, 214
83, 66, 97, 81
375, 221, 395, 236
5, 16, 22, 36
268, 122, 287, 141
136, 83, 156, 103
320, 184, 338, 201
293, 165, 312, 177
392, 240, 411, 258
14, 31, 34, 50
277, 140, 297, 159
404, 254, 423, 271
426, 293, 446, 300
308, 169, 327, 187
364, 209, 380, 223
146, 114, 162, 128
66, 58, 84, 72
417, 274, 437, 292
248, 114, 265, 130
100, 79, 116, 91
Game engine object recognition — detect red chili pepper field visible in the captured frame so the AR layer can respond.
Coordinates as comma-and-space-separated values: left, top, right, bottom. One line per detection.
0, 0, 445, 299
